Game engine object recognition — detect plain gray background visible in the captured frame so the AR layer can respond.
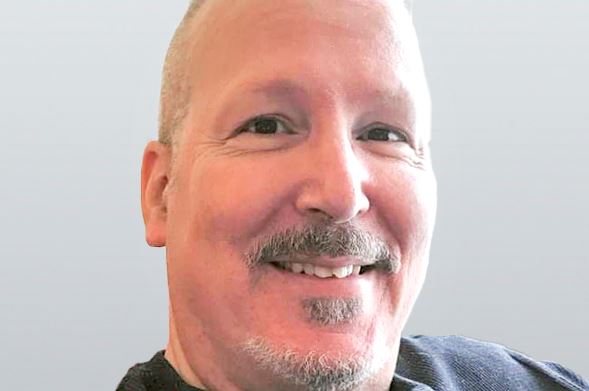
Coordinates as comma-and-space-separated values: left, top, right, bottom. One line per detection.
0, 1, 587, 389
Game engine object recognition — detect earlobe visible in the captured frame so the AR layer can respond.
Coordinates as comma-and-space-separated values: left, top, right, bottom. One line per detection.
141, 141, 172, 247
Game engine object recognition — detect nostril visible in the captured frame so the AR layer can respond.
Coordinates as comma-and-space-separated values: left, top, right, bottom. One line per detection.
307, 208, 333, 221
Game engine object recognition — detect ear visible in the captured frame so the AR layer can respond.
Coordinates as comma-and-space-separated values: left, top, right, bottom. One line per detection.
141, 141, 172, 247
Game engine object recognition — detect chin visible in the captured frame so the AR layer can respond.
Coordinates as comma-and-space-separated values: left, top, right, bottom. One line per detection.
239, 333, 391, 391
236, 315, 395, 390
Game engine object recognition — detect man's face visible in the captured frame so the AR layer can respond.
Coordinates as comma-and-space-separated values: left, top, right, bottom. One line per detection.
148, 0, 436, 388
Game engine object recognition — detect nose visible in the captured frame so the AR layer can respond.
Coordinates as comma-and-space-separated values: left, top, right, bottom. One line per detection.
295, 133, 370, 224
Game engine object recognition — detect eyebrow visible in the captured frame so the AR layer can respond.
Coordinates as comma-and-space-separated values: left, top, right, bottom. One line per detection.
245, 78, 310, 100
241, 78, 411, 107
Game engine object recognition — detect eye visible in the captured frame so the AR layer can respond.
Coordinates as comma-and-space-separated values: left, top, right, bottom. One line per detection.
236, 115, 293, 135
357, 125, 408, 143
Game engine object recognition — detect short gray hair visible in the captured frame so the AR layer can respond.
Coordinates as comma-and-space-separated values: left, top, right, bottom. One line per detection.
158, 0, 203, 146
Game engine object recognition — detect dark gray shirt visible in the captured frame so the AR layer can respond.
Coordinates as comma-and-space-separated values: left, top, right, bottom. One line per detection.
117, 335, 588, 390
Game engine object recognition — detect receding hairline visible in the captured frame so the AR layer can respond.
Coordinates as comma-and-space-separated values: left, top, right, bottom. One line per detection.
157, 0, 415, 147
157, 0, 204, 147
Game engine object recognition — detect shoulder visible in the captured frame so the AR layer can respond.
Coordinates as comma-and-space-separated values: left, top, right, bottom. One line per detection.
116, 351, 172, 391
394, 335, 588, 391
116, 362, 149, 391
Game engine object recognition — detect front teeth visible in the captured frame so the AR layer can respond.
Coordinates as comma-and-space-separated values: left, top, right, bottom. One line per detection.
282, 262, 361, 278
333, 265, 351, 278
291, 263, 304, 274
313, 266, 333, 278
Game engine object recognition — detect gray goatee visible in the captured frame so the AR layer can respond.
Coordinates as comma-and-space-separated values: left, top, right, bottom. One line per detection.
302, 297, 362, 326
242, 337, 387, 391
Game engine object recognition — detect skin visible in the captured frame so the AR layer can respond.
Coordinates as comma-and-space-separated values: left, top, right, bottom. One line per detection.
141, 0, 436, 389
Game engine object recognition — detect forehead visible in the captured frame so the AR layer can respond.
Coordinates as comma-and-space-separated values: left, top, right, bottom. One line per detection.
192, 0, 418, 69
186, 0, 429, 126
192, 0, 414, 62
195, 0, 405, 34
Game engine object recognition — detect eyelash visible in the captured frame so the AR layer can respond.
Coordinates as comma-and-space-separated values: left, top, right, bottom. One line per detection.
236, 115, 409, 143
236, 115, 293, 135
357, 124, 409, 143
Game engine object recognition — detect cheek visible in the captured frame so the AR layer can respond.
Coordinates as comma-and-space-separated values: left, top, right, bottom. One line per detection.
375, 166, 436, 318
166, 155, 303, 344
373, 165, 437, 257
190, 157, 294, 245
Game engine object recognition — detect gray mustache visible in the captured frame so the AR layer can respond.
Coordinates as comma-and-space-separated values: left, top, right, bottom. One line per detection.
245, 222, 399, 273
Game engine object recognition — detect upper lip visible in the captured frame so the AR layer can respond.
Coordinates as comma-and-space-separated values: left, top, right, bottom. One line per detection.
272, 255, 374, 268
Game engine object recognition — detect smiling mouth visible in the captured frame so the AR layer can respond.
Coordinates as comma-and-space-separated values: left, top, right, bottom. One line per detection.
269, 261, 377, 278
